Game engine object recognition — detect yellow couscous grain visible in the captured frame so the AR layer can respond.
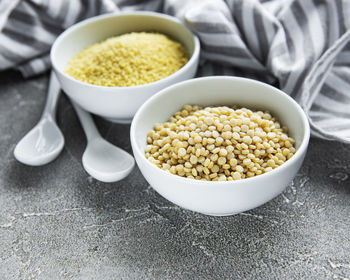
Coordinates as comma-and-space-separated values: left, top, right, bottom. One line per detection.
65, 32, 189, 87
145, 105, 296, 181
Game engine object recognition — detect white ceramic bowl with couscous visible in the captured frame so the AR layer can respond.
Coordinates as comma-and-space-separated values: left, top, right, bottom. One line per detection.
51, 11, 200, 123
130, 76, 310, 216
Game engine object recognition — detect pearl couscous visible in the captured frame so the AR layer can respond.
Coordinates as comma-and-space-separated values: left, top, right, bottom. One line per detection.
65, 32, 188, 87
145, 105, 296, 181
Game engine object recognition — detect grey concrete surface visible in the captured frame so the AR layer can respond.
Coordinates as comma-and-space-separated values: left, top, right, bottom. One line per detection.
0, 71, 349, 280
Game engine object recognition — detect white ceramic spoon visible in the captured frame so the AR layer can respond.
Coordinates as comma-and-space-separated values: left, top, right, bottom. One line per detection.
14, 72, 64, 166
71, 102, 135, 183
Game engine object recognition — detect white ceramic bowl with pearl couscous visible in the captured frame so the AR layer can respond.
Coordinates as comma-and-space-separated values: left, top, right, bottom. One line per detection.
130, 76, 310, 216
51, 11, 200, 123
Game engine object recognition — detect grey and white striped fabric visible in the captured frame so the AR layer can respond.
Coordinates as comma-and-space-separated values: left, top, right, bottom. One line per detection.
1, 0, 350, 143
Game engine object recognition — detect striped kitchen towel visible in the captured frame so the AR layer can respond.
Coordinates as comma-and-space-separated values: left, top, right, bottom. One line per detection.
0, 0, 350, 143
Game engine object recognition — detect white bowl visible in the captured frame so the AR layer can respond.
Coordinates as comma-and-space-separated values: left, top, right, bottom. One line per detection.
51, 11, 200, 123
130, 76, 310, 216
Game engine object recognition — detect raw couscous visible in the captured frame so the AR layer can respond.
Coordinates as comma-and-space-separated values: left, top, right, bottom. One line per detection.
65, 32, 189, 87
145, 105, 296, 181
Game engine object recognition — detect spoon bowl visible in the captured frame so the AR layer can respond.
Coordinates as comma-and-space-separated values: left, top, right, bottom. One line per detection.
72, 102, 134, 182
14, 117, 64, 166
83, 138, 135, 183
14, 72, 64, 166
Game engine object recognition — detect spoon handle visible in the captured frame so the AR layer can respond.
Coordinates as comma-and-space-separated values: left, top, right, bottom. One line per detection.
42, 71, 61, 120
71, 101, 101, 141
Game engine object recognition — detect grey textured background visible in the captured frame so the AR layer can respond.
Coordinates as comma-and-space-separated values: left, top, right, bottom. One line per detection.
0, 71, 349, 280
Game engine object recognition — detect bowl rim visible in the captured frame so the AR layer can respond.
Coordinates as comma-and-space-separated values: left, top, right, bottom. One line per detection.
50, 11, 200, 90
130, 75, 310, 186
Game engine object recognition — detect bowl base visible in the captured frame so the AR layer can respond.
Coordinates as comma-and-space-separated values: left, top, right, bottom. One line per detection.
103, 117, 132, 124
202, 213, 235, 216
195, 211, 240, 216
